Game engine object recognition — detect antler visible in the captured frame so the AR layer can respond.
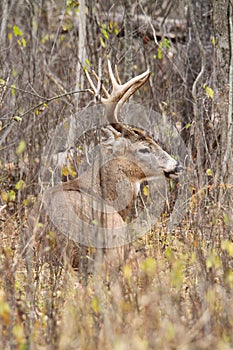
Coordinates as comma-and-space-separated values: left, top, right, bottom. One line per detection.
85, 60, 150, 123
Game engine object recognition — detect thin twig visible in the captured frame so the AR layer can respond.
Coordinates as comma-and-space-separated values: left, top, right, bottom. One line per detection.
16, 89, 92, 119
0, 82, 45, 99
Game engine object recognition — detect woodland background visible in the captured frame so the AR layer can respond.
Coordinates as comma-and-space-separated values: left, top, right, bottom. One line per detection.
0, 0, 233, 349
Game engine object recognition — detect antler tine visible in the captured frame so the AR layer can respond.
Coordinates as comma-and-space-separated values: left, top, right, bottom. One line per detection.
107, 60, 120, 91
119, 68, 150, 105
85, 69, 110, 99
85, 69, 98, 96
91, 70, 109, 98
114, 68, 150, 122
114, 64, 121, 84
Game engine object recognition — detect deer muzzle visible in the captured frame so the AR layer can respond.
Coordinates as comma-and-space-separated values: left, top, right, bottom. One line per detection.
164, 163, 183, 179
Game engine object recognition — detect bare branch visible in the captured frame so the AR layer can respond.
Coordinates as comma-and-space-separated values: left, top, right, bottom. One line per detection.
14, 89, 91, 119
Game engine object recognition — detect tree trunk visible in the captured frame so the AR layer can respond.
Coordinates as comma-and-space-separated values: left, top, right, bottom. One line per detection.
212, 0, 233, 183
184, 0, 213, 185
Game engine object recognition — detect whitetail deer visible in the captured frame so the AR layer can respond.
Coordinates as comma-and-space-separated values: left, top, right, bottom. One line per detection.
28, 61, 182, 255
41, 61, 182, 246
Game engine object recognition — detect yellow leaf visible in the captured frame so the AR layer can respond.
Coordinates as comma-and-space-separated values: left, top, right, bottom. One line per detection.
222, 240, 233, 256
62, 163, 77, 177
13, 116, 22, 122
8, 190, 16, 202
99, 36, 106, 48
13, 324, 25, 343
140, 257, 156, 276
15, 180, 26, 190
123, 264, 132, 279
142, 185, 149, 196
0, 290, 11, 325
13, 25, 23, 37
92, 298, 101, 313
203, 84, 214, 99
62, 166, 69, 176
21, 38, 27, 47
1, 191, 9, 203
206, 250, 221, 269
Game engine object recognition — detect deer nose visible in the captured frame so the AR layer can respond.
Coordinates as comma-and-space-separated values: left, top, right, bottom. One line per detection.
164, 162, 183, 179
175, 163, 183, 174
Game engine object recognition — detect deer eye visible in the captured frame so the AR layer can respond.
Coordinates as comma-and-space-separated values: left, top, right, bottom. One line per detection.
138, 147, 150, 154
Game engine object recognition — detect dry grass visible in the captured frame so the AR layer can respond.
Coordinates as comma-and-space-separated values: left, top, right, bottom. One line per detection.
1, 198, 233, 350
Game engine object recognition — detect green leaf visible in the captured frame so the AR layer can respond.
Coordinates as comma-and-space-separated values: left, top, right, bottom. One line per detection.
85, 58, 92, 67
101, 28, 109, 40
13, 25, 23, 37
21, 37, 27, 47
16, 140, 26, 155
185, 123, 192, 129
157, 47, 162, 60
164, 37, 171, 49
206, 168, 213, 176
11, 85, 16, 96
99, 36, 106, 48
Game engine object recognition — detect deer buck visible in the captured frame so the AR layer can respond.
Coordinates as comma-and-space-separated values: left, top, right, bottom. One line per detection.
27, 60, 183, 265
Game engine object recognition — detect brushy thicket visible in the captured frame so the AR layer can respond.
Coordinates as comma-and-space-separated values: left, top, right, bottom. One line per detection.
1, 1, 233, 349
